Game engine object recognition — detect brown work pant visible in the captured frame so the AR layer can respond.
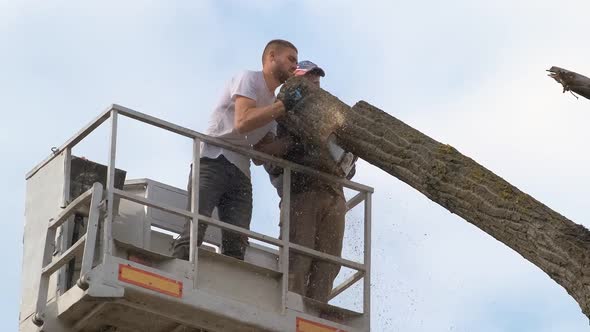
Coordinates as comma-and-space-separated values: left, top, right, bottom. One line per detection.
287, 189, 346, 302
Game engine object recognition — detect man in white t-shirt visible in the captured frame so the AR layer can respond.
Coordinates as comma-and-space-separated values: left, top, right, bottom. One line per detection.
173, 39, 298, 260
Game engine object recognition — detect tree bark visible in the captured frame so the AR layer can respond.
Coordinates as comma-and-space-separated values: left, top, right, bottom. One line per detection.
278, 77, 590, 319
548, 66, 590, 100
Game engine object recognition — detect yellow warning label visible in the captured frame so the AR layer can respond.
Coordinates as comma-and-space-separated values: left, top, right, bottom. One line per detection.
296, 317, 345, 332
118, 264, 183, 298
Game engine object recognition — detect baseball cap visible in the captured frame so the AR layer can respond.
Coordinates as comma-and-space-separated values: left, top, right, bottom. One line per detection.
294, 60, 326, 77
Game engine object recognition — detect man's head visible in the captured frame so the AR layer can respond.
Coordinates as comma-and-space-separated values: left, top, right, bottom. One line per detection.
294, 60, 325, 87
262, 39, 298, 84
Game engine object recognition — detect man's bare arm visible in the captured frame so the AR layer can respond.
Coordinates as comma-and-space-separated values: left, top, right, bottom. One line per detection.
234, 96, 285, 134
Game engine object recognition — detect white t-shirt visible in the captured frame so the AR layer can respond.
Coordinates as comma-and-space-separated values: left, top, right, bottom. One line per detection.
201, 70, 277, 178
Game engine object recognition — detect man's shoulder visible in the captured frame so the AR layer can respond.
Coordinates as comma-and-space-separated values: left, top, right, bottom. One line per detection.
231, 70, 266, 95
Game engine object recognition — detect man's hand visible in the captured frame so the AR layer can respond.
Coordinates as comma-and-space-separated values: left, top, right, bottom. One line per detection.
254, 132, 292, 157
252, 132, 294, 166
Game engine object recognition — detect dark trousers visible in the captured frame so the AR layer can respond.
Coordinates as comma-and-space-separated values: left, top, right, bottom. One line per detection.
174, 156, 252, 260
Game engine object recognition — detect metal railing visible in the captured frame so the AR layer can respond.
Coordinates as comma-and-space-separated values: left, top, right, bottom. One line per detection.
29, 104, 373, 322
33, 183, 104, 326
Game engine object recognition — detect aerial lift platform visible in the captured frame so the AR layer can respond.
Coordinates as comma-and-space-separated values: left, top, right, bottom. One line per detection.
19, 105, 373, 332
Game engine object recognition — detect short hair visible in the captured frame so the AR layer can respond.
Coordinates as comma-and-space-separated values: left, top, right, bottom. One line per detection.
262, 39, 298, 63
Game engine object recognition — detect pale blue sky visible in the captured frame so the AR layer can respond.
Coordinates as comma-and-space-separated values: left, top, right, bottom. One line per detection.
3, 1, 590, 331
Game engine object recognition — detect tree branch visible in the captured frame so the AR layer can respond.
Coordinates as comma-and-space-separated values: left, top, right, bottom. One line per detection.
548, 66, 590, 100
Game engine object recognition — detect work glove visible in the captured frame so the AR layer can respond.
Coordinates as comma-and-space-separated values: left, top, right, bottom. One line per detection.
277, 85, 304, 112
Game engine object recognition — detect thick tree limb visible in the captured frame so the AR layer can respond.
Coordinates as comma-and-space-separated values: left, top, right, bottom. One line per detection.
548, 66, 590, 100
279, 76, 590, 319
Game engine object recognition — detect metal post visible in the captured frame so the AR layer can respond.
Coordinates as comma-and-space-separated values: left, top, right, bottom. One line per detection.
78, 183, 103, 289
57, 148, 72, 295
363, 192, 372, 327
61, 148, 72, 208
103, 110, 118, 262
190, 138, 201, 289
280, 168, 291, 313
57, 148, 73, 295
32, 226, 57, 326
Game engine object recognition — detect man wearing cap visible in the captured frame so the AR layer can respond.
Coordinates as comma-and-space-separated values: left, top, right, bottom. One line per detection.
261, 61, 357, 302
173, 39, 298, 261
